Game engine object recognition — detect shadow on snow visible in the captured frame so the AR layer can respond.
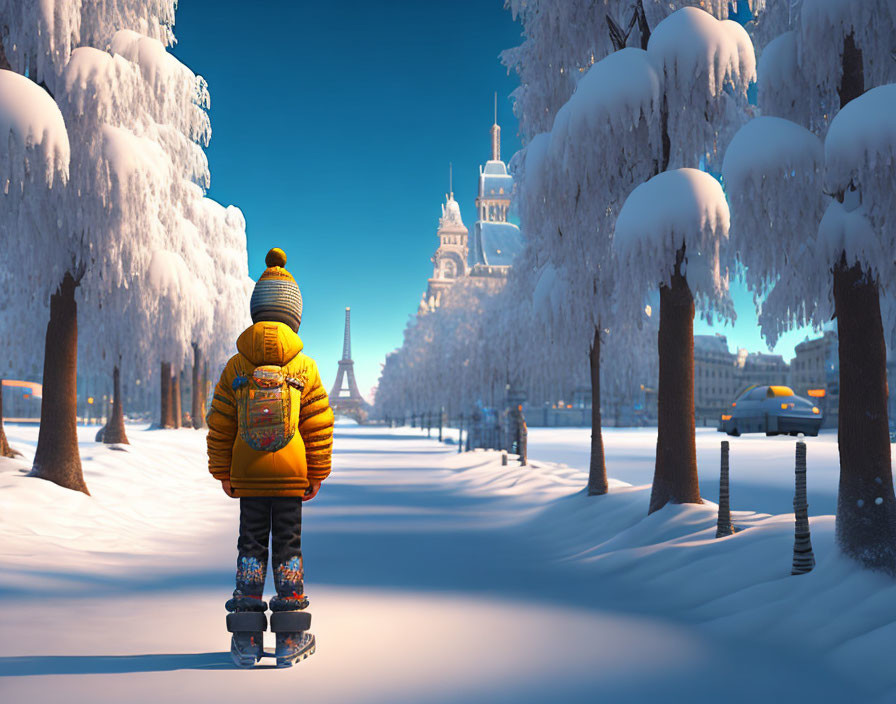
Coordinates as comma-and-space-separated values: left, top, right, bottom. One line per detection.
0, 652, 237, 675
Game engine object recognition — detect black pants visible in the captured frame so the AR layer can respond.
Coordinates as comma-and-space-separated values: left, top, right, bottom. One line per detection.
235, 497, 304, 599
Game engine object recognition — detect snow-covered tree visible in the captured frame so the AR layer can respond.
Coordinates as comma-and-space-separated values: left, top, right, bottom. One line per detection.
1, 3, 246, 487
62, 47, 174, 444
187, 197, 252, 429
1, 4, 181, 482
0, 1, 176, 95
505, 4, 751, 509
616, 169, 732, 511
617, 8, 751, 513
0, 68, 77, 487
504, 1, 755, 501
501, 0, 759, 140
521, 47, 663, 494
722, 0, 896, 572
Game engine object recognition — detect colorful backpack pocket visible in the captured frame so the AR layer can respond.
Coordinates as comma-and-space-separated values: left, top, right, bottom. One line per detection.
234, 365, 303, 452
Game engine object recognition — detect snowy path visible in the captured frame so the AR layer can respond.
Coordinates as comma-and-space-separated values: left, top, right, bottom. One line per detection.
0, 424, 892, 703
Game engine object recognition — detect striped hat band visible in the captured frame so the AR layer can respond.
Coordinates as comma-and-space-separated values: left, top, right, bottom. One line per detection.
250, 278, 303, 331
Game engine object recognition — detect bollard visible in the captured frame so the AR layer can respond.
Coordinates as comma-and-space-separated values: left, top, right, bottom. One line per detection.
458, 413, 464, 454
792, 441, 815, 575
501, 451, 508, 466
716, 440, 734, 538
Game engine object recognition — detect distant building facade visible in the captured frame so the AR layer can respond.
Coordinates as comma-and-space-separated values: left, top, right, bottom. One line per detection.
694, 334, 790, 424
420, 109, 523, 314
737, 351, 790, 392
791, 330, 839, 427
694, 334, 741, 421
423, 192, 469, 311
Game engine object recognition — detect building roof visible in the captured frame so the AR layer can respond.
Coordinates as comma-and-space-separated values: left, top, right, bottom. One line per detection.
741, 353, 789, 371
694, 334, 732, 355
479, 161, 513, 199
470, 221, 523, 268
482, 160, 508, 176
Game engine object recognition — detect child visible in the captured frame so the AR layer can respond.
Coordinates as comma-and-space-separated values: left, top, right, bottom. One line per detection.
206, 247, 334, 668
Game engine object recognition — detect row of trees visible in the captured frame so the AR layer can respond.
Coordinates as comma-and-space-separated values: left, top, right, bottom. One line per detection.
0, 2, 252, 493
376, 0, 896, 574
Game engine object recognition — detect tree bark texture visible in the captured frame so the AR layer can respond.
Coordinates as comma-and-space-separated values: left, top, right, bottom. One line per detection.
838, 33, 864, 107
201, 360, 209, 423
588, 326, 609, 495
160, 362, 175, 429
650, 248, 701, 514
833, 259, 896, 573
0, 38, 10, 71
173, 370, 183, 429
830, 33, 896, 572
30, 272, 89, 494
191, 343, 204, 429
101, 365, 129, 445
0, 382, 23, 458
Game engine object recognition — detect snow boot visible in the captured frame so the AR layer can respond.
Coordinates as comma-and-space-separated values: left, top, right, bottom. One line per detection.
226, 592, 268, 668
227, 611, 267, 668
270, 610, 315, 667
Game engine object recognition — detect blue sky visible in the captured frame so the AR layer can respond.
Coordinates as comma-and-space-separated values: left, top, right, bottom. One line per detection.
171, 0, 814, 399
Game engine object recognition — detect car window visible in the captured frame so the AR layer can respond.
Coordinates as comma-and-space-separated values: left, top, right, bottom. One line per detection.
746, 387, 766, 401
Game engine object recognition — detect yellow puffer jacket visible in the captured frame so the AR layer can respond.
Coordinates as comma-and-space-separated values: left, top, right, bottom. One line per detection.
206, 321, 334, 497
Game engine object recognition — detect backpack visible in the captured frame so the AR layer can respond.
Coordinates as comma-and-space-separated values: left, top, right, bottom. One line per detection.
232, 365, 306, 452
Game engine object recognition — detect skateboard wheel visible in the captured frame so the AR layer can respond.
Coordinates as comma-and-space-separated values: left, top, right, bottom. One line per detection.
270, 610, 311, 633
227, 611, 267, 633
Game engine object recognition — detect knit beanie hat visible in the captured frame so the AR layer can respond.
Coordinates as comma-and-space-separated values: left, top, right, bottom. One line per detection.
250, 248, 303, 331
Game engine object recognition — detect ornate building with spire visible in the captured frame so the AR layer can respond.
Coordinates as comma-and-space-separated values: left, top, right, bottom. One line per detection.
419, 101, 523, 314
469, 107, 522, 278
422, 176, 469, 312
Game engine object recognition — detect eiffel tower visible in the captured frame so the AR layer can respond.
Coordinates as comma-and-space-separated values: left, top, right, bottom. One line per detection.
329, 307, 368, 424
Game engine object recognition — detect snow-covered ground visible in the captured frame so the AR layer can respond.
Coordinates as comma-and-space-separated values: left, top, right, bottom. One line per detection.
528, 425, 849, 516
1, 422, 894, 703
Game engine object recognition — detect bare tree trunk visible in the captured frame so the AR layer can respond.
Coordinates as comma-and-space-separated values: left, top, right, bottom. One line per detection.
0, 382, 23, 458
191, 343, 204, 429
588, 325, 608, 495
201, 359, 210, 423
160, 362, 175, 429
30, 272, 89, 494
173, 370, 183, 429
833, 258, 896, 572
0, 37, 10, 71
101, 365, 129, 445
650, 247, 701, 514
838, 33, 864, 108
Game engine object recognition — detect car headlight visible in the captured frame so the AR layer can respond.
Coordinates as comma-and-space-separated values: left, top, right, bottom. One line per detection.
812, 407, 820, 415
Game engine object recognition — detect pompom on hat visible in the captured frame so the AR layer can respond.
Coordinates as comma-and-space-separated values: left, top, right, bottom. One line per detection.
250, 248, 303, 331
